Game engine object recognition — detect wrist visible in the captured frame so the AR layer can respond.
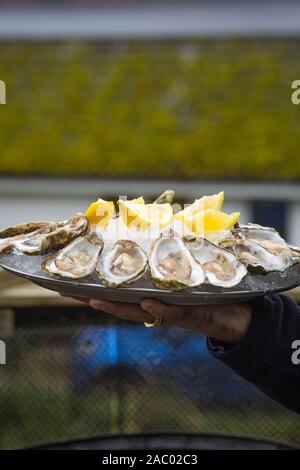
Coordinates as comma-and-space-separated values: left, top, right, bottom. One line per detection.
207, 303, 253, 344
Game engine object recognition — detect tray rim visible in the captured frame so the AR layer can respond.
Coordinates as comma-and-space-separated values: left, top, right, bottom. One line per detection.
1, 258, 300, 301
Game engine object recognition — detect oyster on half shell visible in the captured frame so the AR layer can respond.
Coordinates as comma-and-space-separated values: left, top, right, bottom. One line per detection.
43, 233, 103, 279
232, 239, 288, 273
186, 238, 247, 288
233, 225, 294, 266
12, 214, 89, 255
0, 232, 40, 254
97, 240, 148, 287
149, 231, 205, 291
0, 221, 53, 254
0, 221, 51, 239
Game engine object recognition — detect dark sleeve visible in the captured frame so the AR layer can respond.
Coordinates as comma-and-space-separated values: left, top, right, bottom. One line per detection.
207, 294, 300, 414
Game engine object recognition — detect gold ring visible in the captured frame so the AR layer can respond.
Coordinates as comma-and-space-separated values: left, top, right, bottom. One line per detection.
144, 317, 162, 328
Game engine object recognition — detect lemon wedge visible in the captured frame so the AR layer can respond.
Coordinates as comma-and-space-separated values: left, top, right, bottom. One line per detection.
199, 191, 224, 211
119, 200, 173, 230
128, 196, 145, 204
175, 191, 224, 221
85, 199, 115, 228
184, 209, 240, 234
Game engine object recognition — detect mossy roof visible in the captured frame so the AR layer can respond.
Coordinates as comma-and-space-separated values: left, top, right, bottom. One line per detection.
0, 39, 300, 180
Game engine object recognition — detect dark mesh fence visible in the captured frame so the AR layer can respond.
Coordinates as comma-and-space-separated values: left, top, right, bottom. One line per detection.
0, 306, 299, 449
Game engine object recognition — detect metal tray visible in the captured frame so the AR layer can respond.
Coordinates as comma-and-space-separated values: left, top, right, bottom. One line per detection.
1, 252, 300, 305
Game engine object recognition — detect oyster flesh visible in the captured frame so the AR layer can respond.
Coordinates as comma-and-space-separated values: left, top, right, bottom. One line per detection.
186, 238, 247, 288
97, 240, 148, 287
12, 214, 89, 255
43, 233, 103, 279
232, 239, 288, 273
149, 231, 205, 291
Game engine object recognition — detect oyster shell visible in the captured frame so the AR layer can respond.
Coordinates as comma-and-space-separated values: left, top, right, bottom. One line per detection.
97, 240, 148, 287
289, 245, 300, 254
0, 221, 52, 254
153, 189, 175, 205
13, 214, 89, 255
149, 231, 205, 291
232, 239, 288, 273
0, 232, 40, 254
186, 238, 247, 288
0, 221, 50, 239
289, 245, 300, 264
233, 225, 294, 267
43, 233, 103, 279
0, 237, 14, 254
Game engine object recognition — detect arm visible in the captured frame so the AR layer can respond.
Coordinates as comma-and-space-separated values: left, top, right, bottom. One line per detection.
80, 294, 300, 414
207, 295, 300, 414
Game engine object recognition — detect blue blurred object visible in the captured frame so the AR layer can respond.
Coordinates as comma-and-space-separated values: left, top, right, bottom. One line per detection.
253, 201, 287, 239
71, 325, 267, 405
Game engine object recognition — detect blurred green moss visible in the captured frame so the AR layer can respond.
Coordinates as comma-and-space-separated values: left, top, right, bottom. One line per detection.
0, 39, 300, 180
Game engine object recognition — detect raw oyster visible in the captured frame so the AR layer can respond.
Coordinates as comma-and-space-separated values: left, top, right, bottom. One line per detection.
0, 232, 41, 254
12, 214, 89, 255
97, 240, 148, 287
0, 221, 52, 254
43, 233, 103, 279
186, 238, 247, 288
232, 239, 288, 273
233, 225, 294, 267
149, 231, 205, 291
0, 221, 50, 239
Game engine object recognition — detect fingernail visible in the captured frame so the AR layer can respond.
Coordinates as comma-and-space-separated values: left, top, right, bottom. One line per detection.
90, 300, 107, 311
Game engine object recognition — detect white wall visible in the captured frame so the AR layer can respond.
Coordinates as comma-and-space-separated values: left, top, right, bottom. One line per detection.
0, 196, 91, 227
287, 202, 300, 246
222, 201, 252, 226
1, 3, 300, 39
0, 197, 252, 236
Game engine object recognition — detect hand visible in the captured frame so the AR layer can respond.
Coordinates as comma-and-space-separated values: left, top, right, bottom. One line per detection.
73, 295, 252, 344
